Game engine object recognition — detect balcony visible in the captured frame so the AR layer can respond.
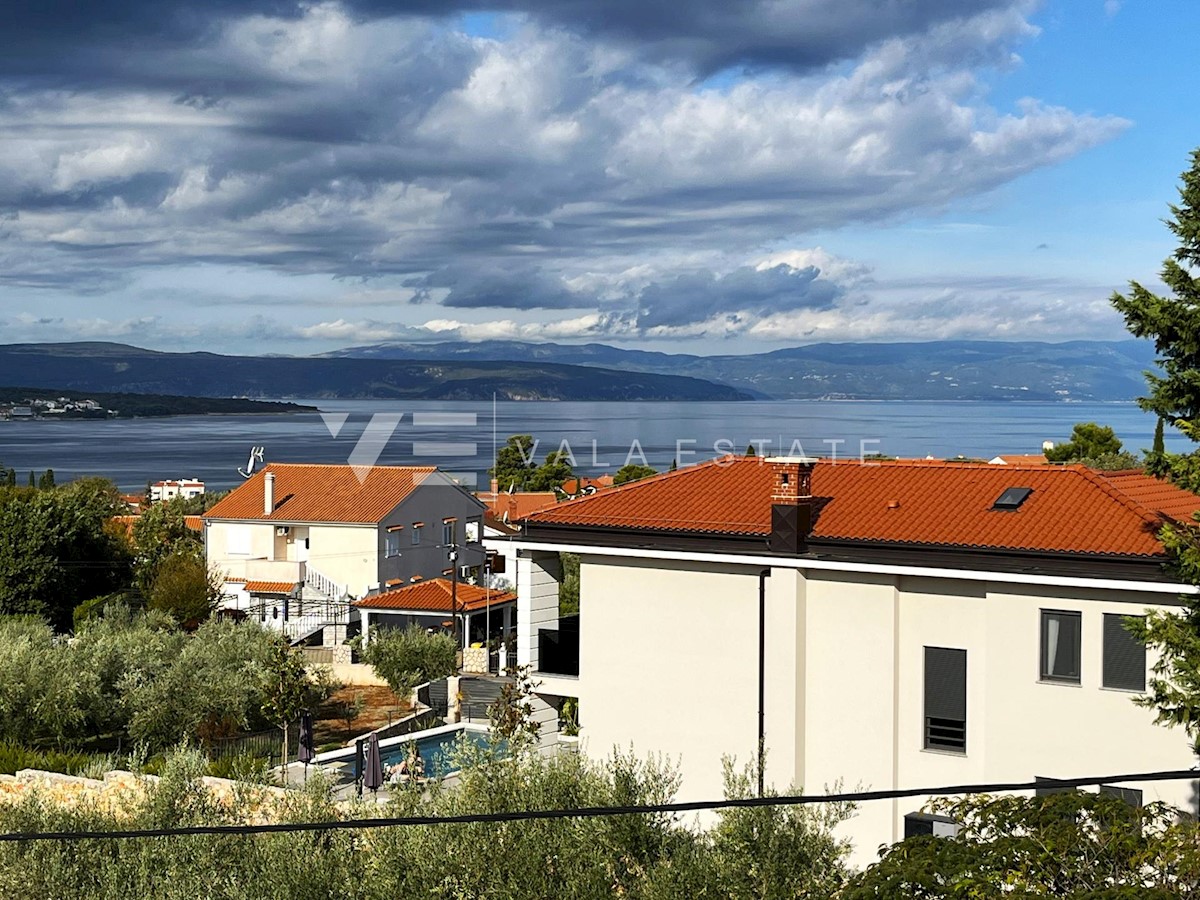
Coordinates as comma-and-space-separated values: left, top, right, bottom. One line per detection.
243, 559, 306, 584
537, 615, 579, 677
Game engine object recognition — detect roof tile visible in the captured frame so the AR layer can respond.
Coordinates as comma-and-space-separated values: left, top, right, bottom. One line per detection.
354, 578, 516, 613
203, 464, 446, 524
525, 457, 1200, 558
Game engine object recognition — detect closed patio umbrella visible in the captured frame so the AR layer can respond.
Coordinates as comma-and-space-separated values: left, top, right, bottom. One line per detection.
297, 711, 315, 782
364, 733, 384, 795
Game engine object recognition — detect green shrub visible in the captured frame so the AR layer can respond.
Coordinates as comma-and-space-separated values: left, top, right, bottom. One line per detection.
362, 625, 456, 698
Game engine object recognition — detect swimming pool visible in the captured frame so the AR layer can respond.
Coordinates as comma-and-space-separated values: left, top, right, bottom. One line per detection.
311, 722, 498, 780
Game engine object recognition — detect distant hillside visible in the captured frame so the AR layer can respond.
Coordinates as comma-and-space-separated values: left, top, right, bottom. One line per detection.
0, 344, 752, 402
326, 339, 1159, 401
0, 387, 315, 418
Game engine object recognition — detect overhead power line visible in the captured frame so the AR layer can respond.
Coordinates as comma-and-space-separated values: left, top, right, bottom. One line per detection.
0, 768, 1195, 843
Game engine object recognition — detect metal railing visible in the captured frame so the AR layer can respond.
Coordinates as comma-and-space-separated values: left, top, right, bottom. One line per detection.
305, 565, 346, 602
207, 721, 299, 762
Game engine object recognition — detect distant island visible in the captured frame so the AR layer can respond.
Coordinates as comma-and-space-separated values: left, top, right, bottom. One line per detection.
0, 344, 753, 402
0, 387, 317, 420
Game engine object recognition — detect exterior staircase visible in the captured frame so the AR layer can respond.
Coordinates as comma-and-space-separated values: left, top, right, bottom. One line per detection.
284, 565, 352, 644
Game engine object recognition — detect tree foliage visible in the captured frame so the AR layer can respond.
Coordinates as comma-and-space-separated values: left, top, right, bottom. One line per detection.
1112, 147, 1200, 492
614, 463, 658, 485
361, 625, 456, 699
558, 551, 580, 616
1044, 421, 1133, 466
0, 477, 132, 630
844, 791, 1200, 898
0, 609, 293, 752
1109, 148, 1200, 750
0, 744, 855, 899
146, 548, 223, 628
259, 636, 311, 771
131, 497, 204, 597
488, 434, 576, 492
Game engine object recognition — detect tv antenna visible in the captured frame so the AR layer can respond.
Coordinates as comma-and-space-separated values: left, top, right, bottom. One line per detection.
238, 446, 265, 479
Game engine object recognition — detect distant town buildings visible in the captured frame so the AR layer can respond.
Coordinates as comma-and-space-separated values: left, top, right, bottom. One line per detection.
0, 396, 114, 419
150, 479, 206, 502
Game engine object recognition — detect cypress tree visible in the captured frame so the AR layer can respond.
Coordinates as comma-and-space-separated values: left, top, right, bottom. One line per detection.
1111, 148, 1200, 748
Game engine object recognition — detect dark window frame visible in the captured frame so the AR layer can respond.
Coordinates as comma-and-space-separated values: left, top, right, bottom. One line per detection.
1040, 609, 1082, 684
411, 524, 422, 546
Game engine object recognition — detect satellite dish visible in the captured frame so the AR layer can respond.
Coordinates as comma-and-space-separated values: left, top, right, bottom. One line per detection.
238, 446, 265, 479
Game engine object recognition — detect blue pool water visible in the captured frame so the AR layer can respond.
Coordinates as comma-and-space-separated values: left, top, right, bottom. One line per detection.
380, 727, 495, 777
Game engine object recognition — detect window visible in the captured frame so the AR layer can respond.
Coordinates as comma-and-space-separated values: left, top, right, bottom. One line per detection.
411, 524, 422, 545
1103, 613, 1146, 691
443, 520, 456, 546
226, 525, 251, 556
385, 532, 400, 558
1040, 610, 1081, 683
992, 486, 1034, 510
924, 646, 966, 753
465, 517, 481, 543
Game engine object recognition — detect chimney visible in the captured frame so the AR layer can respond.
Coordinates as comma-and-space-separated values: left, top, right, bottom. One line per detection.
264, 471, 275, 515
490, 477, 499, 494
765, 456, 816, 554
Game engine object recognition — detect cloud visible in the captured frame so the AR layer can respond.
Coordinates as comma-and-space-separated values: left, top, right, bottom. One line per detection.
634, 262, 842, 328
0, 0, 1133, 348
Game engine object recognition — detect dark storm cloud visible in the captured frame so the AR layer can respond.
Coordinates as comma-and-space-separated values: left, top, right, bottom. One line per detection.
412, 263, 586, 310
635, 263, 841, 329
0, 0, 1020, 86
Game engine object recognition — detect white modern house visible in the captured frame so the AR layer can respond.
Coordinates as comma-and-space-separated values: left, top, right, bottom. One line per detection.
506, 455, 1200, 866
150, 478, 205, 502
203, 463, 486, 645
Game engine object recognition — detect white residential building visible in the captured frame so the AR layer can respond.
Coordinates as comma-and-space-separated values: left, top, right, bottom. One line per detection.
203, 463, 486, 644
507, 455, 1200, 866
151, 478, 206, 502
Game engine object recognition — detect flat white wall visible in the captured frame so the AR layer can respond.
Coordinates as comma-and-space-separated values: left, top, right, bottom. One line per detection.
305, 524, 379, 597
205, 520, 380, 598
562, 548, 1198, 870
575, 556, 764, 804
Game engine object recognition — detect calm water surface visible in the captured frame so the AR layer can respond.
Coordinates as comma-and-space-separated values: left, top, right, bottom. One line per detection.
0, 399, 1185, 491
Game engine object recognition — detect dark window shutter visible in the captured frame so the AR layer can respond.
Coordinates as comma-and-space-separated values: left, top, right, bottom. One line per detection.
925, 647, 966, 719
1103, 614, 1146, 691
924, 647, 966, 752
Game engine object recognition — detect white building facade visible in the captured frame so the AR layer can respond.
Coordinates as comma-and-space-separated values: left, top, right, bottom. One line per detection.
509, 456, 1200, 866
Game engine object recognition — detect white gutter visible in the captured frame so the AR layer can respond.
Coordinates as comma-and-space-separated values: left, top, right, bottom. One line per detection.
511, 540, 1198, 596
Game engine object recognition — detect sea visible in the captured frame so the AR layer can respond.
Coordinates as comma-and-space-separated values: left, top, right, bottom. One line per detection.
0, 399, 1187, 492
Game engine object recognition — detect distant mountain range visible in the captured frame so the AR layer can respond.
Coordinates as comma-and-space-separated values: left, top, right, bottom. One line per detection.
0, 339, 1158, 403
325, 339, 1160, 402
0, 343, 751, 402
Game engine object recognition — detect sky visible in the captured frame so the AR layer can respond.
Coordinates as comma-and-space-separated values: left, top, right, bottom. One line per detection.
1, 0, 1197, 356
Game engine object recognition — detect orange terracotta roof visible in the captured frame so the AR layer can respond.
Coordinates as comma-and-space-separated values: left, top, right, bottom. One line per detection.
990, 454, 1052, 466
560, 476, 614, 495
354, 578, 516, 613
184, 515, 203, 532
243, 581, 297, 594
476, 490, 558, 524
203, 464, 451, 524
525, 456, 1200, 558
